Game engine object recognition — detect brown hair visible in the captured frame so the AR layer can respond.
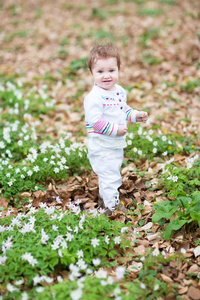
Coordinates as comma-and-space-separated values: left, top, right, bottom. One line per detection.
87, 42, 121, 72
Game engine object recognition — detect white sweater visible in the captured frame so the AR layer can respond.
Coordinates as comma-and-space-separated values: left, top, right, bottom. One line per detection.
84, 84, 138, 148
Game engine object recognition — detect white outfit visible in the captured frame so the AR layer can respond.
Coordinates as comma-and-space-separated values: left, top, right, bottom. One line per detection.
84, 84, 138, 209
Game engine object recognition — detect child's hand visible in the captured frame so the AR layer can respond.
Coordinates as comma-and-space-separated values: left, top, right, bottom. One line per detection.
117, 125, 128, 136
136, 111, 148, 123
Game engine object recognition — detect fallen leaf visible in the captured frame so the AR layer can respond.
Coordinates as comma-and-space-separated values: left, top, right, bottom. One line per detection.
160, 273, 173, 284
194, 246, 200, 258
188, 286, 200, 300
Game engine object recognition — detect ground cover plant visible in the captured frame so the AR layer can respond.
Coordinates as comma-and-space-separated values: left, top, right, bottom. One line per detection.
0, 0, 200, 299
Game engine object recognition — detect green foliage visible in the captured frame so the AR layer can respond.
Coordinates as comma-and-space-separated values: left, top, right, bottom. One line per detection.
152, 192, 200, 240
138, 28, 160, 47
181, 79, 200, 92
0, 208, 131, 298
0, 79, 90, 201
125, 124, 197, 164
158, 157, 200, 197
141, 51, 163, 65
137, 7, 164, 16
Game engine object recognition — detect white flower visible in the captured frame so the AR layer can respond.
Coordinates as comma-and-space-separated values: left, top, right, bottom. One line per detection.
154, 283, 159, 291
116, 266, 126, 279
57, 275, 63, 283
152, 248, 160, 256
77, 250, 84, 258
0, 255, 7, 265
33, 165, 39, 172
114, 236, 121, 244
121, 227, 128, 233
27, 170, 33, 176
36, 287, 44, 293
8, 181, 13, 187
133, 147, 137, 152
21, 174, 25, 179
52, 224, 58, 231
92, 258, 101, 266
138, 150, 142, 155
6, 173, 10, 177
70, 288, 83, 300
44, 206, 55, 215
172, 176, 178, 182
51, 240, 60, 250
58, 249, 63, 257
114, 287, 121, 296
15, 279, 24, 285
7, 283, 19, 292
21, 292, 29, 300
105, 235, 110, 244
18, 140, 23, 146
140, 283, 146, 289
66, 232, 74, 241
77, 259, 87, 270
54, 167, 59, 173
41, 228, 49, 245
162, 136, 167, 141
74, 226, 79, 234
153, 141, 158, 146
91, 238, 100, 248
21, 252, 38, 266
95, 269, 107, 279
127, 140, 132, 145
60, 240, 68, 249
153, 148, 157, 153
162, 151, 168, 156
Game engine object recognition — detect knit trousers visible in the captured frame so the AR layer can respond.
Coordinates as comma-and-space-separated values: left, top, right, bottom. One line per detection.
88, 138, 123, 209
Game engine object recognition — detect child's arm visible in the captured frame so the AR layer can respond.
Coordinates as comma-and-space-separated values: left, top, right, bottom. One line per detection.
136, 111, 148, 122
125, 106, 148, 123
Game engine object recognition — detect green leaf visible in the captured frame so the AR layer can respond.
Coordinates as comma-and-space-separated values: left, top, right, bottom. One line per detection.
163, 219, 188, 240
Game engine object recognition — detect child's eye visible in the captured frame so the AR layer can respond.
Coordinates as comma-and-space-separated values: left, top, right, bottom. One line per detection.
110, 70, 114, 72
98, 70, 103, 73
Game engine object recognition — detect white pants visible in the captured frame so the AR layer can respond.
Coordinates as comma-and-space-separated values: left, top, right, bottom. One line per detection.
88, 138, 123, 209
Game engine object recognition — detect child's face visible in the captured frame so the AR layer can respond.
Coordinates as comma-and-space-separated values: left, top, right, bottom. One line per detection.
91, 57, 119, 91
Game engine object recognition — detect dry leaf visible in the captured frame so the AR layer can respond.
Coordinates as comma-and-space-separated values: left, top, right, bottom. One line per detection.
194, 246, 200, 258
160, 274, 173, 284
188, 286, 200, 300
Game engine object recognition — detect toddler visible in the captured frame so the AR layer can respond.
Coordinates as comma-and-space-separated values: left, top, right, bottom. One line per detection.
84, 43, 148, 215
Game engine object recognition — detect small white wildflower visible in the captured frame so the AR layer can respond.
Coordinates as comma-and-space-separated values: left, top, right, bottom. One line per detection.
114, 236, 121, 244
152, 248, 160, 256
116, 266, 126, 279
153, 141, 158, 146
138, 150, 142, 155
18, 140, 23, 146
52, 224, 58, 231
91, 238, 100, 248
105, 235, 110, 244
33, 165, 39, 172
154, 283, 159, 291
162, 136, 167, 141
140, 283, 146, 289
92, 258, 101, 266
153, 148, 157, 153
54, 167, 59, 173
70, 288, 83, 300
77, 250, 84, 258
36, 287, 44, 293
57, 275, 63, 283
121, 227, 128, 233
95, 269, 107, 279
